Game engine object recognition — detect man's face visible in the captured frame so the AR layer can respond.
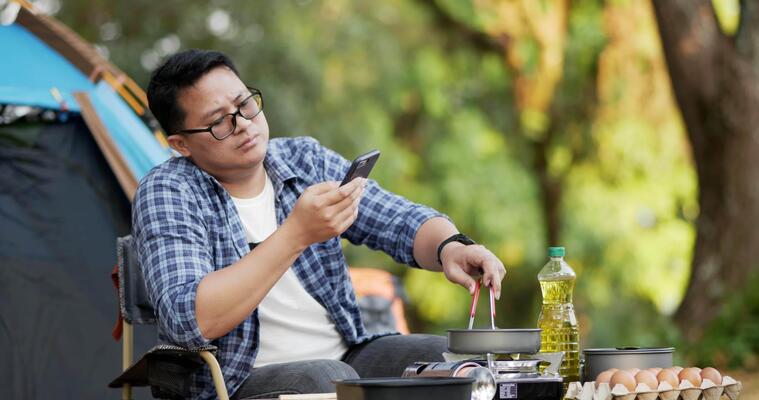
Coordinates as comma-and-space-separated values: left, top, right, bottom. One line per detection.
168, 66, 269, 178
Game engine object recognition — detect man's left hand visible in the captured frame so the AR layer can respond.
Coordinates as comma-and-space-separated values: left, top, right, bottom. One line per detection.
440, 243, 506, 299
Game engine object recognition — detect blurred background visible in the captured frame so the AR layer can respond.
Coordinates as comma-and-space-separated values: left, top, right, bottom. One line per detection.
9, 0, 759, 394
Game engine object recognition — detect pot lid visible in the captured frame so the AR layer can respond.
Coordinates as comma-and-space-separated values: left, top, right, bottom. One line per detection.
583, 347, 675, 355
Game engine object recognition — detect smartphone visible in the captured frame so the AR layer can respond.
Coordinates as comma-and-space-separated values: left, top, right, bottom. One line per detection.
340, 149, 380, 186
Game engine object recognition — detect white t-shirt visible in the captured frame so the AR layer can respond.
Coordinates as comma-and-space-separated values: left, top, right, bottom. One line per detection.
230, 172, 348, 368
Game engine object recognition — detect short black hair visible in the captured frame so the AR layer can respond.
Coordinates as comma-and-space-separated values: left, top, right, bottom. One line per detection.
147, 49, 239, 135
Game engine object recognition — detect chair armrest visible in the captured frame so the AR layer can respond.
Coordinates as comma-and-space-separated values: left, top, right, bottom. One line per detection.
109, 344, 223, 399
199, 350, 230, 400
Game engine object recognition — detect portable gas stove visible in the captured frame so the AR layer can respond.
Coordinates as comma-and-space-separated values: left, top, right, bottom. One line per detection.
403, 353, 563, 400
478, 355, 563, 400
405, 281, 565, 400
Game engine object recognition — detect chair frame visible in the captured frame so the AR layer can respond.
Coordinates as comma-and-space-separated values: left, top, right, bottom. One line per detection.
113, 235, 230, 400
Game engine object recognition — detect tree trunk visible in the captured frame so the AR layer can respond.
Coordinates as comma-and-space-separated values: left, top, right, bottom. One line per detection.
533, 128, 562, 247
652, 0, 759, 342
418, 0, 566, 247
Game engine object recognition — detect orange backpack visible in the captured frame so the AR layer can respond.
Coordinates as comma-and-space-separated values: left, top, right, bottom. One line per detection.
348, 268, 410, 334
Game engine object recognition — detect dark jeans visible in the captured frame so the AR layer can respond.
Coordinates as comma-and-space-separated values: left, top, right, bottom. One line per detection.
231, 334, 447, 399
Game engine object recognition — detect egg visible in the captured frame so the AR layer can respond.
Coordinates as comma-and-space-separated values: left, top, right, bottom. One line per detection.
635, 370, 659, 390
595, 368, 618, 385
609, 370, 636, 392
700, 367, 722, 385
679, 367, 703, 387
668, 366, 684, 374
646, 367, 662, 374
626, 368, 641, 375
657, 368, 680, 389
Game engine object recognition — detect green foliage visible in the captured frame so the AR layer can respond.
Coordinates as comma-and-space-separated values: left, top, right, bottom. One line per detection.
687, 272, 759, 370
42, 0, 747, 364
712, 0, 740, 35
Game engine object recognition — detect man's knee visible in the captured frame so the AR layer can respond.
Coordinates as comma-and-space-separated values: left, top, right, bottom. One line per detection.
389, 334, 447, 358
293, 360, 359, 393
343, 334, 448, 378
410, 334, 447, 349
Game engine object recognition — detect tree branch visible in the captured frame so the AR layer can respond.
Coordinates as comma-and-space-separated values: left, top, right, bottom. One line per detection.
415, 0, 505, 55
651, 0, 723, 101
736, 0, 759, 62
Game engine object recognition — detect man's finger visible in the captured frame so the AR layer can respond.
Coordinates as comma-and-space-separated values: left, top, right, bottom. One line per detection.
321, 178, 363, 206
326, 186, 361, 216
480, 256, 505, 300
444, 264, 478, 295
339, 177, 365, 195
309, 181, 339, 195
345, 182, 365, 203
334, 200, 359, 232
326, 181, 365, 214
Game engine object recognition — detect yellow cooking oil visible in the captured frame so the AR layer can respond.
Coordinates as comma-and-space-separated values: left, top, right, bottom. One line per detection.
537, 247, 580, 387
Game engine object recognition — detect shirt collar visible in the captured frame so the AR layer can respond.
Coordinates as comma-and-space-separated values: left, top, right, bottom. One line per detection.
180, 141, 298, 193
263, 145, 298, 191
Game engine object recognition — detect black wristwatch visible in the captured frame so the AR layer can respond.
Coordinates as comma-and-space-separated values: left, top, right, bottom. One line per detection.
436, 233, 476, 266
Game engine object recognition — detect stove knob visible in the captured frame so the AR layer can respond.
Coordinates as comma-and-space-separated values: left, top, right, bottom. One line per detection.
459, 366, 496, 400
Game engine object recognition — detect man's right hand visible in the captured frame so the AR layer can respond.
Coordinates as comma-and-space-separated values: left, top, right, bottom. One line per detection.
284, 178, 366, 248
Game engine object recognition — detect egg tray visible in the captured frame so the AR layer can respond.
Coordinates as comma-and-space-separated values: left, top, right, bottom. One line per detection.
563, 376, 742, 400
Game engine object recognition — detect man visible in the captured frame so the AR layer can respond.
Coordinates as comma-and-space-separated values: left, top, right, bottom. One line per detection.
134, 49, 506, 400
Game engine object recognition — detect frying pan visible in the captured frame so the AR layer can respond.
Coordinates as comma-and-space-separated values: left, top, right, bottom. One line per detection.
447, 328, 541, 354
447, 280, 541, 355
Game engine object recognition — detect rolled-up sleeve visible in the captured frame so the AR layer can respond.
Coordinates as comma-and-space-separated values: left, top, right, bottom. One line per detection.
317, 143, 449, 268
132, 173, 213, 348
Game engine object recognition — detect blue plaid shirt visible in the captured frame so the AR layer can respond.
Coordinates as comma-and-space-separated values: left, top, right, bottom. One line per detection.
132, 136, 445, 399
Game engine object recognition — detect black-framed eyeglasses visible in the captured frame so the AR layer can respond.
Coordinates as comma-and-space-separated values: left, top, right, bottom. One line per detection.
173, 87, 263, 141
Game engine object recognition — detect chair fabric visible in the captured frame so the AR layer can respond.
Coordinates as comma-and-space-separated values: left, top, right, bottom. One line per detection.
118, 235, 156, 325
111, 235, 222, 399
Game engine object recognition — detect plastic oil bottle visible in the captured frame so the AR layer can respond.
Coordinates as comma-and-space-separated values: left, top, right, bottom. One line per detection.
537, 246, 580, 386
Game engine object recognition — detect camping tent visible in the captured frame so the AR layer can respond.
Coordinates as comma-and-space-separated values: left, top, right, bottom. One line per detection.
0, 1, 171, 398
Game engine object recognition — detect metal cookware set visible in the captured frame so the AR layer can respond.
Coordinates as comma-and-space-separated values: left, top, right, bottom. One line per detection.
335, 280, 675, 400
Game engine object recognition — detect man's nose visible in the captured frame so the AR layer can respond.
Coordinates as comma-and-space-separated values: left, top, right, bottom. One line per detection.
232, 112, 252, 135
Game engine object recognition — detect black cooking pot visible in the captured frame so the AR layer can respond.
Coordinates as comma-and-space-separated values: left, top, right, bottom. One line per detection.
583, 347, 675, 382
334, 377, 474, 400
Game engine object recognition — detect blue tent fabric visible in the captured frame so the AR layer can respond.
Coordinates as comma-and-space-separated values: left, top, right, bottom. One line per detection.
89, 82, 170, 179
1, 11, 171, 400
0, 23, 92, 112
0, 22, 171, 182
0, 117, 158, 400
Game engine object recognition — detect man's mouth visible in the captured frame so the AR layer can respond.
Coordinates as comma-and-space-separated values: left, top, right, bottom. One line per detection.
237, 135, 260, 149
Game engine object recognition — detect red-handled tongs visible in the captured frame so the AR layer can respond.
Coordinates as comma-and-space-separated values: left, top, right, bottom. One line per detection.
467, 278, 496, 330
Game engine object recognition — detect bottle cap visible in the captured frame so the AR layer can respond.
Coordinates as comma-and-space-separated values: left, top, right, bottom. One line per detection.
548, 247, 565, 257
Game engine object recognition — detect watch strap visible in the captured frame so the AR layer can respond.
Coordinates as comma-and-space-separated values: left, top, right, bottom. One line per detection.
436, 233, 476, 266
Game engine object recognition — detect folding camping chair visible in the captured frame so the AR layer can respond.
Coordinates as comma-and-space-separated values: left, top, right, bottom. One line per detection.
108, 235, 229, 400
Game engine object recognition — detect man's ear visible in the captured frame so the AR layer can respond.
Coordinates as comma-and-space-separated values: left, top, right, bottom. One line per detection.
167, 134, 192, 157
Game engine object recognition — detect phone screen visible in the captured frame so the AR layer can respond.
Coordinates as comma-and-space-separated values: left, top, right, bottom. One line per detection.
340, 149, 380, 186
